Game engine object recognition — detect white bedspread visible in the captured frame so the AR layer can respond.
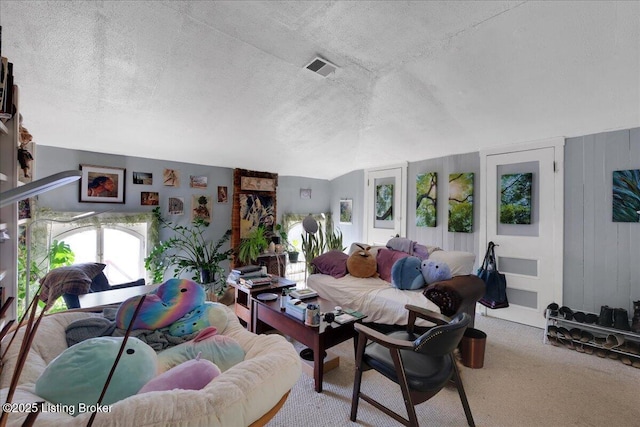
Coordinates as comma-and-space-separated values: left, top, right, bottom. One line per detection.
308, 273, 440, 326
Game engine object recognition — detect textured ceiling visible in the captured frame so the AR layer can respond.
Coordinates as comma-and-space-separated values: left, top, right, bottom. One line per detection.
1, 1, 638, 179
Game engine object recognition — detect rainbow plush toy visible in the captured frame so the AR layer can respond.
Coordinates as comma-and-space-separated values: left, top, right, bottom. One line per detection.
116, 278, 205, 330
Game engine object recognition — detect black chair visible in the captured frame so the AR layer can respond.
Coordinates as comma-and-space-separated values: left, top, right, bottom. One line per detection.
350, 305, 474, 427
63, 272, 146, 309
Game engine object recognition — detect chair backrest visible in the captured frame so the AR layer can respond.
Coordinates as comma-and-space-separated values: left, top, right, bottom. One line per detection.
413, 312, 470, 356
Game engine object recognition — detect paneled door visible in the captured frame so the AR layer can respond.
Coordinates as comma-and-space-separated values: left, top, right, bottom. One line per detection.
364, 164, 407, 245
481, 139, 564, 328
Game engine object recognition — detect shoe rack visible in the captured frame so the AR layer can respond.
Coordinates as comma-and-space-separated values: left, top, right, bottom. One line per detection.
544, 309, 640, 368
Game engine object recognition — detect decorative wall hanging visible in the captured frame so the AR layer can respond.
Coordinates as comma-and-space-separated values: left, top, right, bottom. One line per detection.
239, 193, 275, 238
376, 184, 393, 220
217, 186, 228, 203
500, 173, 533, 224
416, 172, 437, 227
241, 176, 276, 192
79, 164, 126, 204
141, 191, 159, 206
190, 175, 208, 188
168, 197, 184, 215
448, 173, 474, 233
163, 168, 180, 187
300, 188, 312, 199
133, 172, 153, 185
340, 199, 353, 224
612, 169, 640, 222
191, 194, 212, 224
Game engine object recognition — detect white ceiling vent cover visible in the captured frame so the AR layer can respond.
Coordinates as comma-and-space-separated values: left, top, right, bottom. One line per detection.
305, 57, 337, 77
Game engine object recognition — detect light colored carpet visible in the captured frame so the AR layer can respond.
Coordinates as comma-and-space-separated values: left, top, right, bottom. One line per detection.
266, 315, 640, 427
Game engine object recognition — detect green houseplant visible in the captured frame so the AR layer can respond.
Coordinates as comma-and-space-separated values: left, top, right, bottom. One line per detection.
145, 207, 233, 296
236, 224, 269, 265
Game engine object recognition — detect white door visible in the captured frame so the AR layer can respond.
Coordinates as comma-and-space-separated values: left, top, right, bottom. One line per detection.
364, 164, 407, 245
481, 140, 564, 328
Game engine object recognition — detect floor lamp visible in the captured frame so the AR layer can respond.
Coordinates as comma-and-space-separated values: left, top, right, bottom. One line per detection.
302, 214, 319, 284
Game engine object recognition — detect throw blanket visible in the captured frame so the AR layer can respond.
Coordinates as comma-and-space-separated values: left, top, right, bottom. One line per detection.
386, 237, 430, 260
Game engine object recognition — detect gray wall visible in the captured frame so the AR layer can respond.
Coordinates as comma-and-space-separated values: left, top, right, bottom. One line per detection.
564, 128, 640, 314
329, 169, 364, 248
277, 175, 331, 220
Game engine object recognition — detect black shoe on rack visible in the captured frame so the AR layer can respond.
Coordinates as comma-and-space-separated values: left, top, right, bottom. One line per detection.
559, 306, 573, 320
613, 308, 631, 331
598, 306, 613, 327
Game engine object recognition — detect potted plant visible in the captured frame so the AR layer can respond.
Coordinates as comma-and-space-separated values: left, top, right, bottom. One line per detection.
145, 207, 233, 298
236, 224, 269, 265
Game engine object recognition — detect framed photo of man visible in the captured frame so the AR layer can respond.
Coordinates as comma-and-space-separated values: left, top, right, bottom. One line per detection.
79, 164, 126, 203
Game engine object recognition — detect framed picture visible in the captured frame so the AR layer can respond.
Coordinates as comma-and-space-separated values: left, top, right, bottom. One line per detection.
163, 168, 180, 187
241, 176, 275, 192
448, 172, 474, 233
168, 197, 184, 215
300, 188, 312, 199
218, 186, 228, 203
141, 191, 159, 206
133, 171, 153, 185
79, 164, 126, 203
500, 173, 533, 224
190, 175, 208, 188
376, 184, 393, 220
192, 194, 212, 224
339, 199, 353, 224
612, 169, 640, 222
416, 172, 437, 227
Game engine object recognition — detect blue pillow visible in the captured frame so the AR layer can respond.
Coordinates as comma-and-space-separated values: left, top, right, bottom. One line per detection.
391, 256, 425, 290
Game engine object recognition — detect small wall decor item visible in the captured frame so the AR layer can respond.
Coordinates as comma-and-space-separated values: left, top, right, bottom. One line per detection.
239, 193, 275, 238
168, 197, 184, 215
340, 199, 353, 224
500, 173, 533, 224
416, 172, 437, 227
217, 186, 228, 203
376, 184, 393, 220
300, 188, 312, 199
141, 191, 159, 206
448, 173, 474, 233
191, 194, 212, 224
133, 172, 153, 185
241, 176, 275, 192
612, 169, 640, 222
79, 164, 126, 203
190, 175, 208, 188
163, 168, 180, 187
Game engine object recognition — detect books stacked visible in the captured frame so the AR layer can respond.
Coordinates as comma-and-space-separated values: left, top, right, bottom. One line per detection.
289, 288, 318, 300
232, 265, 271, 288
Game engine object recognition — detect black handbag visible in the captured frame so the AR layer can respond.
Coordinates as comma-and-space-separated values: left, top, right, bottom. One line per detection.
477, 241, 509, 309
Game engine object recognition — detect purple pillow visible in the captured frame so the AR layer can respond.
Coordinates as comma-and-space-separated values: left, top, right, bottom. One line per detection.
376, 248, 410, 283
311, 250, 349, 278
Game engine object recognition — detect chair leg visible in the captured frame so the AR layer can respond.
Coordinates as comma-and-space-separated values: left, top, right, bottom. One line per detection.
451, 354, 475, 427
350, 332, 367, 421
391, 349, 419, 427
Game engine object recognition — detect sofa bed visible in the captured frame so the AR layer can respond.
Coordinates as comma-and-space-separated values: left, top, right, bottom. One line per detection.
0, 304, 301, 426
307, 242, 485, 328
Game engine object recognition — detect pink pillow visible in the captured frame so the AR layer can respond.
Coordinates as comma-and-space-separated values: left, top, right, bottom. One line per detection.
311, 250, 349, 278
376, 248, 410, 283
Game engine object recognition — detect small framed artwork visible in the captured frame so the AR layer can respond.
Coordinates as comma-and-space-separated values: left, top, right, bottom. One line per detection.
190, 175, 208, 188
612, 169, 640, 222
241, 176, 276, 192
500, 173, 533, 224
79, 164, 126, 203
217, 186, 228, 203
163, 168, 180, 187
300, 188, 312, 199
192, 194, 212, 224
339, 199, 353, 224
448, 172, 474, 233
416, 172, 437, 227
141, 191, 159, 206
133, 171, 153, 185
168, 197, 184, 215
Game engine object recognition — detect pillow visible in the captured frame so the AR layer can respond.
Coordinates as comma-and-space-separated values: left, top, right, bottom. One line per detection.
139, 353, 221, 394
169, 302, 230, 337
421, 259, 452, 284
347, 245, 378, 278
310, 250, 349, 278
391, 256, 425, 290
348, 242, 385, 259
39, 263, 106, 305
376, 248, 410, 282
429, 251, 475, 276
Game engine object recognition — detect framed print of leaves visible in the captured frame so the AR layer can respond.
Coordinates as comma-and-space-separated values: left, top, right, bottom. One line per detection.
448, 173, 474, 233
500, 173, 533, 224
612, 169, 640, 222
416, 172, 437, 227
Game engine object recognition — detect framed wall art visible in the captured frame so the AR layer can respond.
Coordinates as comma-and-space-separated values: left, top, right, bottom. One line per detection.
190, 175, 208, 188
141, 191, 159, 206
612, 169, 640, 222
241, 176, 276, 192
163, 168, 180, 187
448, 172, 474, 233
133, 171, 153, 185
339, 199, 353, 224
500, 172, 533, 224
218, 186, 228, 203
416, 172, 437, 227
192, 194, 212, 224
300, 188, 312, 199
79, 164, 126, 203
168, 197, 184, 215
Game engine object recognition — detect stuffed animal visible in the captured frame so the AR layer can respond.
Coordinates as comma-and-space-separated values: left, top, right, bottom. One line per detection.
347, 244, 378, 278
138, 352, 221, 394
169, 301, 229, 337
116, 278, 205, 330
421, 259, 452, 285
391, 256, 425, 290
35, 337, 157, 415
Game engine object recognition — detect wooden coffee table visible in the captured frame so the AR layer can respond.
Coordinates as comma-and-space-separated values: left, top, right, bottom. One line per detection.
253, 294, 363, 392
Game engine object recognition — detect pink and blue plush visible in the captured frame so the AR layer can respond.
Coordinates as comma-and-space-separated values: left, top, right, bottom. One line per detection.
391, 256, 426, 290
116, 278, 205, 330
421, 259, 452, 284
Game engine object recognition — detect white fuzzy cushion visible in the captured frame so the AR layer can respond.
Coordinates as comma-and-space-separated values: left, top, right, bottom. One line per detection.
429, 250, 476, 276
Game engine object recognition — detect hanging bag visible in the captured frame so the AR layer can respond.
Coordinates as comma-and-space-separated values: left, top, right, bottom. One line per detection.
477, 241, 509, 309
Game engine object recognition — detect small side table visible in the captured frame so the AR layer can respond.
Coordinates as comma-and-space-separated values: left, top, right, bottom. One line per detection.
228, 276, 296, 332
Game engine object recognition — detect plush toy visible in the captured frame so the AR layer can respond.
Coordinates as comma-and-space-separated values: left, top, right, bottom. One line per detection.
138, 352, 221, 394
421, 259, 452, 285
347, 244, 378, 278
158, 326, 245, 373
169, 301, 229, 337
116, 278, 205, 330
35, 337, 157, 415
391, 256, 426, 290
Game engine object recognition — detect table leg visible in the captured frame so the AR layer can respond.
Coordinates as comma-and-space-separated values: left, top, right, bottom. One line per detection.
313, 333, 323, 393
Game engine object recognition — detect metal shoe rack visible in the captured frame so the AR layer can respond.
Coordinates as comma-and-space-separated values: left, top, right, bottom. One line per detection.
544, 309, 640, 367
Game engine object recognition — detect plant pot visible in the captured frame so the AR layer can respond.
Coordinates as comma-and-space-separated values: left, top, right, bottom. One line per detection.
199, 268, 212, 284
288, 251, 299, 263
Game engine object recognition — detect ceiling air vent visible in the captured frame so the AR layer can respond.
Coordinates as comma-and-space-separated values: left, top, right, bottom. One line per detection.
305, 57, 337, 77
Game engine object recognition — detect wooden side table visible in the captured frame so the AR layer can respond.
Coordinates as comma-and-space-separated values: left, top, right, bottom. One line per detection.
228, 275, 295, 331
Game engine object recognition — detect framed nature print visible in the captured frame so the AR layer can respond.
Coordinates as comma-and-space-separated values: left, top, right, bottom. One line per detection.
190, 175, 208, 188
376, 184, 393, 220
448, 172, 474, 233
612, 169, 640, 222
79, 164, 125, 203
416, 172, 437, 227
192, 194, 212, 224
133, 171, 152, 185
500, 173, 533, 224
339, 199, 353, 224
